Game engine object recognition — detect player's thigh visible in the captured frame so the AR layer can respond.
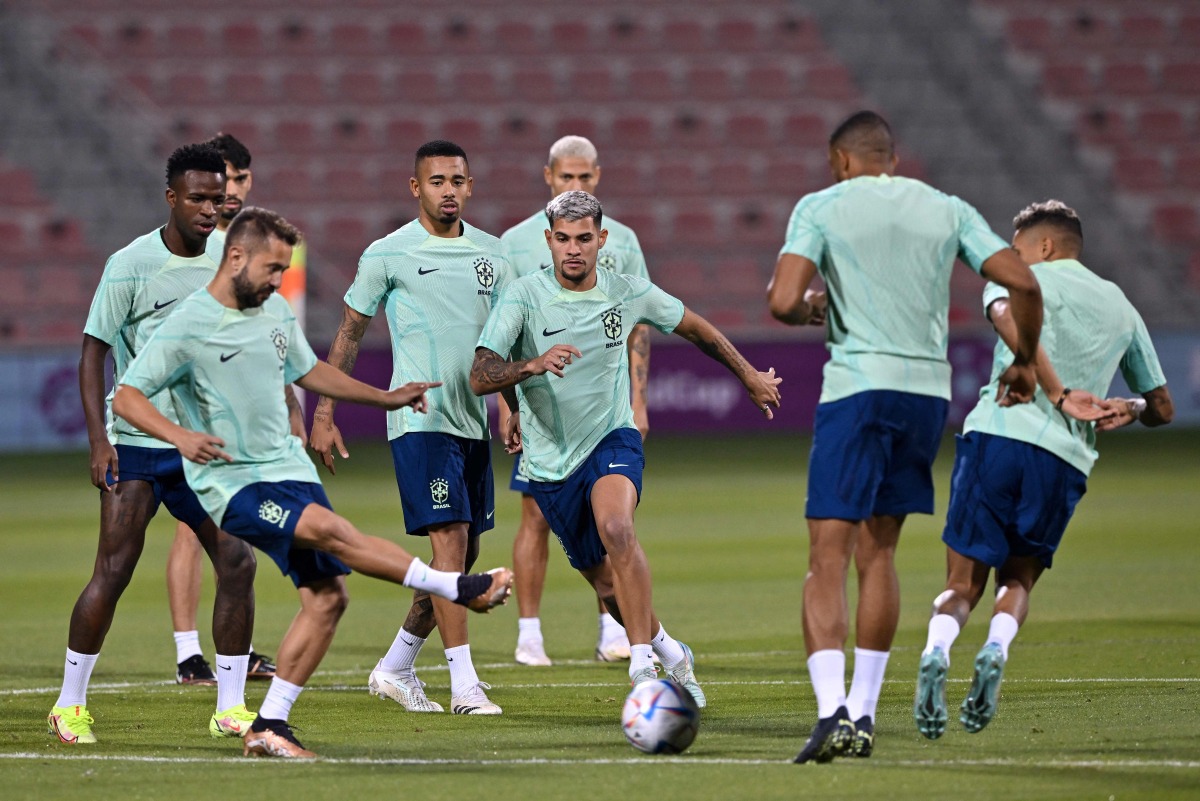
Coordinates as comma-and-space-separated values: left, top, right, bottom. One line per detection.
806, 395, 890, 520
96, 480, 159, 566
519, 493, 551, 535
590, 474, 639, 551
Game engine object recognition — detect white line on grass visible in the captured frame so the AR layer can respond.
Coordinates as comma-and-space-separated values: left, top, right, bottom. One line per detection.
1, 752, 1197, 769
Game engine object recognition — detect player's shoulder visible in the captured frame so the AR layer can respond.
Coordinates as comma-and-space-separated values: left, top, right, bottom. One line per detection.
462, 220, 505, 253
599, 267, 653, 296
599, 215, 642, 249
262, 292, 298, 321
500, 211, 545, 243
106, 229, 170, 274
361, 219, 424, 260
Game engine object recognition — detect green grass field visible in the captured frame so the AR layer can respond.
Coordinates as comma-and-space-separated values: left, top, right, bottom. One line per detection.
2, 431, 1198, 799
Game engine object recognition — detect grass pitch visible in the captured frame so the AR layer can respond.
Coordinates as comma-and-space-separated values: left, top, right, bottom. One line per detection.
1, 430, 1198, 800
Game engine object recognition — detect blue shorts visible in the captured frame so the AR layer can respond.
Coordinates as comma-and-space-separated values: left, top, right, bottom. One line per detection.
806, 390, 949, 520
390, 432, 495, 537
105, 444, 210, 531
221, 480, 351, 588
509, 453, 532, 493
943, 432, 1087, 569
527, 428, 643, 571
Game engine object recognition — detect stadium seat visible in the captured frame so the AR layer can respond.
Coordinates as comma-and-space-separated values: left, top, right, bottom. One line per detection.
265, 167, 314, 201
682, 66, 734, 102
384, 118, 428, 152
328, 117, 377, 154
602, 14, 651, 53
386, 21, 436, 54
1174, 150, 1200, 191
612, 115, 657, 149
330, 23, 374, 56
512, 68, 559, 103
710, 158, 761, 196
114, 22, 156, 58
1112, 153, 1167, 193
1136, 108, 1189, 145
443, 17, 482, 50
324, 165, 375, 202
596, 163, 641, 196
547, 20, 594, 53
0, 221, 29, 254
495, 21, 542, 54
725, 114, 771, 148
662, 20, 709, 53
121, 70, 154, 98
1160, 62, 1200, 97
763, 159, 809, 195
495, 115, 544, 152
1062, 13, 1114, 50
66, 24, 103, 50
335, 70, 384, 105
1119, 13, 1168, 48
654, 260, 706, 296
628, 67, 676, 102
551, 115, 598, 142
731, 204, 785, 246
456, 69, 500, 103
715, 17, 761, 52
394, 70, 443, 103
670, 112, 717, 148
40, 219, 91, 259
743, 65, 793, 101
783, 113, 827, 148
277, 20, 316, 57
160, 71, 215, 106
221, 72, 269, 107
2, 167, 45, 207
1075, 107, 1130, 147
770, 14, 824, 52
442, 118, 486, 153
1152, 203, 1200, 246
805, 63, 858, 99
672, 209, 720, 248
568, 66, 617, 102
1177, 15, 1200, 49
1100, 61, 1156, 96
280, 70, 327, 104
221, 23, 263, 57
275, 119, 317, 153
1041, 60, 1095, 98
1005, 15, 1055, 51
165, 24, 210, 57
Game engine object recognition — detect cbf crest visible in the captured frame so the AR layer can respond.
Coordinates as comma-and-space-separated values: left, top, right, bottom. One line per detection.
473, 257, 494, 295
598, 251, 616, 271
258, 499, 291, 529
271, 328, 288, 361
430, 477, 450, 509
602, 306, 624, 349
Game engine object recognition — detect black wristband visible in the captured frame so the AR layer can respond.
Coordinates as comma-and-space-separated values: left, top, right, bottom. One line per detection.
1056, 389, 1072, 411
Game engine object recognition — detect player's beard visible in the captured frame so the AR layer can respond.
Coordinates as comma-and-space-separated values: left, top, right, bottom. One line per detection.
232, 270, 271, 309
220, 201, 241, 222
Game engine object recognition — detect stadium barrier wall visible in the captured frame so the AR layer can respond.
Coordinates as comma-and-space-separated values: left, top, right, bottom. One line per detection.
4, 334, 1197, 453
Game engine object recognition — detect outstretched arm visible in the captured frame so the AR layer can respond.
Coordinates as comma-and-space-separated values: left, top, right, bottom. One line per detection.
980, 249, 1043, 405
470, 343, 582, 396
309, 304, 372, 473
987, 299, 1114, 423
113, 385, 231, 465
672, 308, 782, 418
296, 360, 440, 413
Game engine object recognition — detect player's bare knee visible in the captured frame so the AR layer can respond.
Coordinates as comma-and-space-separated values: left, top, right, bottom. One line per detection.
305, 580, 350, 624
597, 517, 637, 555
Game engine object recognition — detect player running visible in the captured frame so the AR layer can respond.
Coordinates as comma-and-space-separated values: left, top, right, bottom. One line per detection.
49, 144, 258, 746
471, 190, 782, 706
113, 207, 512, 758
309, 141, 511, 715
767, 111, 1044, 763
165, 132, 286, 685
500, 135, 649, 666
913, 200, 1173, 739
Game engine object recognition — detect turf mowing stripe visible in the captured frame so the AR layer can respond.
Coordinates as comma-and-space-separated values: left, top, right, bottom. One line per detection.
1, 752, 1198, 769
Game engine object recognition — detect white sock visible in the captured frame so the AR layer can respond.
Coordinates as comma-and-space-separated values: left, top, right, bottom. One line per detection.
402, 557, 459, 600
259, 677, 304, 722
173, 630, 202, 663
379, 629, 425, 673
518, 617, 543, 645
650, 625, 686, 670
845, 648, 889, 721
807, 649, 846, 719
55, 649, 99, 708
924, 614, 962, 661
629, 644, 655, 678
598, 612, 622, 640
445, 644, 480, 696
215, 654, 249, 711
986, 612, 1020, 660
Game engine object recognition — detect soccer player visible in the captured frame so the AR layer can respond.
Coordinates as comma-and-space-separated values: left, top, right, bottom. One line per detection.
49, 144, 258, 746
766, 111, 1044, 763
913, 200, 1173, 739
165, 132, 284, 684
309, 141, 510, 715
500, 135, 649, 666
471, 190, 782, 706
113, 207, 513, 758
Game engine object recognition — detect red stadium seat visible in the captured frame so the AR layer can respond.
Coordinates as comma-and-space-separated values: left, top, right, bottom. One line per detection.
324, 165, 375, 202
495, 115, 544, 152
0, 221, 30, 254
165, 24, 210, 58
1136, 108, 1189, 145
1152, 204, 1200, 246
442, 118, 486, 153
732, 204, 785, 246
275, 119, 317, 153
1041, 60, 1095, 98
715, 17, 762, 52
2, 167, 45, 207
269, 168, 315, 201
1160, 62, 1200, 97
384, 118, 428, 152
551, 116, 598, 142
655, 260, 706, 296
805, 63, 857, 100
763, 159, 810, 195
596, 163, 640, 196
387, 21, 436, 54
672, 209, 720, 248
612, 115, 657, 149
1174, 150, 1200, 191
495, 21, 543, 54
40, 219, 91, 259
66, 24, 103, 51
1100, 61, 1156, 96
1075, 107, 1129, 147
710, 159, 762, 196
783, 113, 827, 148
682, 66, 734, 102
628, 67, 676, 102
114, 22, 156, 58
221, 72, 269, 106
769, 14, 824, 52
725, 114, 771, 148
276, 20, 316, 57
1062, 13, 1113, 50
1120, 13, 1168, 48
1112, 153, 1166, 193
221, 23, 263, 57
662, 20, 709, 53
1005, 15, 1055, 51
1178, 15, 1200, 49
329, 118, 377, 154
280, 70, 327, 104
601, 14, 651, 53
670, 112, 717, 148
456, 69, 500, 103
568, 66, 617, 102
330, 23, 374, 56
512, 68, 559, 103
121, 71, 154, 98
335, 70, 384, 105
394, 70, 443, 103
443, 17, 482, 50
547, 20, 595, 53
161, 71, 216, 106
744, 65, 794, 101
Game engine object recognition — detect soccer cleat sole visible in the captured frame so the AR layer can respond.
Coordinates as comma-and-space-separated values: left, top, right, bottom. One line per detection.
960, 644, 1006, 734
914, 648, 949, 740
465, 568, 513, 612
243, 732, 317, 759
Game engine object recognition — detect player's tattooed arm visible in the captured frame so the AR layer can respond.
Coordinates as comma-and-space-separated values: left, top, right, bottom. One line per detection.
470, 343, 581, 396
309, 304, 372, 474
628, 324, 651, 440
284, 385, 305, 438
674, 308, 782, 418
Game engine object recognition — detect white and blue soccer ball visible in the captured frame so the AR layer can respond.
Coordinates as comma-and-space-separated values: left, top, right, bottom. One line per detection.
621, 678, 701, 754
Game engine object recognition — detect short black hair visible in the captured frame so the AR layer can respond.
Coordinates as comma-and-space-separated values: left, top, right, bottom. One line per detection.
414, 140, 469, 173
165, 143, 226, 187
206, 132, 252, 170
224, 206, 302, 260
829, 110, 894, 157
1013, 199, 1084, 249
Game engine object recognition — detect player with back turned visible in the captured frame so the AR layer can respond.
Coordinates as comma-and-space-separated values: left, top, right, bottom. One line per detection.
767, 111, 1045, 763
913, 200, 1173, 740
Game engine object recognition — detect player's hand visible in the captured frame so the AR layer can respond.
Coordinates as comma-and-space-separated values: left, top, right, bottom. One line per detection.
996, 362, 1037, 406
173, 430, 232, 465
804, 289, 827, 326
89, 438, 119, 491
309, 413, 349, 475
531, 344, 582, 378
1095, 397, 1141, 432
503, 409, 523, 454
1056, 390, 1119, 423
633, 404, 649, 442
747, 366, 783, 420
382, 381, 442, 413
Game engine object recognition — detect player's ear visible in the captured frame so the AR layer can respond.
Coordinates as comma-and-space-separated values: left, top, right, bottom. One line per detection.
465, 175, 473, 196
592, 163, 602, 187
543, 164, 553, 188
165, 187, 177, 209
409, 176, 420, 198
598, 228, 608, 249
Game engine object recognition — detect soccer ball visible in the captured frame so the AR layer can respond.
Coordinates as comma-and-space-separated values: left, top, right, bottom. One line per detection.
621, 678, 701, 754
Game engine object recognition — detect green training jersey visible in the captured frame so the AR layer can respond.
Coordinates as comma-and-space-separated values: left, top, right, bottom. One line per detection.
501, 210, 649, 279
780, 175, 1009, 404
344, 220, 509, 441
477, 268, 684, 482
82, 229, 224, 448
964, 259, 1165, 476
121, 290, 319, 525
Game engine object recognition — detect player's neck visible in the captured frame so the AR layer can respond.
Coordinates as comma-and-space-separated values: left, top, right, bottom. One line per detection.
554, 268, 598, 293
418, 215, 464, 239
160, 224, 207, 259
206, 277, 240, 310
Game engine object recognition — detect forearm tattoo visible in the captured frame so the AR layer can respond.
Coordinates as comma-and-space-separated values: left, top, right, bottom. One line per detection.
316, 309, 370, 415
471, 348, 527, 392
629, 324, 650, 405
686, 326, 753, 380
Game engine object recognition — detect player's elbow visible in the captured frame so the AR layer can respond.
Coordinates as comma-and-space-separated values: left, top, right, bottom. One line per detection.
766, 286, 802, 324
1145, 389, 1174, 427
111, 384, 133, 420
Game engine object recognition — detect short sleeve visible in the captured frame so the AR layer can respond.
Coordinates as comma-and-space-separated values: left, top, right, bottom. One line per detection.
489, 253, 513, 310
121, 312, 197, 399
477, 282, 528, 358
981, 281, 1009, 321
623, 232, 650, 280
82, 255, 134, 345
1119, 310, 1167, 394
951, 196, 1008, 274
283, 308, 319, 384
343, 251, 391, 317
779, 196, 826, 263
630, 278, 686, 334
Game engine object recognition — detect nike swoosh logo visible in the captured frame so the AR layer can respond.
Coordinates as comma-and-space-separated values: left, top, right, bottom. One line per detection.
486, 510, 495, 520
220, 351, 242, 362
539, 264, 552, 270
447, 656, 454, 662
417, 267, 439, 275
400, 638, 415, 647
609, 463, 629, 468
543, 327, 566, 336
67, 659, 78, 665
218, 664, 232, 671
154, 298, 178, 310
